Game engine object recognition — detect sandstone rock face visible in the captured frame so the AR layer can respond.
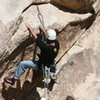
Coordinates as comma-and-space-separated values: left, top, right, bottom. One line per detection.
52, 15, 100, 100
0, 0, 50, 62
0, 3, 92, 62
0, 0, 100, 100
0, 0, 50, 24
52, 0, 96, 11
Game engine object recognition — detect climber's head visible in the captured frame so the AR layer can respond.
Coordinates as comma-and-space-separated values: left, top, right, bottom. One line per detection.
46, 29, 57, 40
40, 97, 47, 100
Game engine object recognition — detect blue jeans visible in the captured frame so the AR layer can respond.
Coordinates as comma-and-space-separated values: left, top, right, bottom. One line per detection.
14, 61, 39, 79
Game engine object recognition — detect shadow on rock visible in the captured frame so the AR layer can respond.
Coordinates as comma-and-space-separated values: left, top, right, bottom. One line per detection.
66, 95, 75, 100
1, 79, 41, 100
1, 70, 56, 100
1, 80, 21, 100
23, 88, 41, 100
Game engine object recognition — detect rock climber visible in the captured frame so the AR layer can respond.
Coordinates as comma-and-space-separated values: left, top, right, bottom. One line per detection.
4, 23, 60, 85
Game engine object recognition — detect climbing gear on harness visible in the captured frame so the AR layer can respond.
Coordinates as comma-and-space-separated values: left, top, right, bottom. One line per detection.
41, 66, 50, 100
41, 65, 58, 100
47, 29, 57, 40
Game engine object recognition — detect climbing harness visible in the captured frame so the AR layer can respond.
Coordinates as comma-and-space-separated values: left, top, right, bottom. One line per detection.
41, 66, 51, 100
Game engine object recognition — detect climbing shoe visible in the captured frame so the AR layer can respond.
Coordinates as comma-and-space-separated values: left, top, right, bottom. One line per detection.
4, 77, 16, 85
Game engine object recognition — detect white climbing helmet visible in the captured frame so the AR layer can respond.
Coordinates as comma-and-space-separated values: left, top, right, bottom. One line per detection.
40, 97, 47, 100
46, 29, 57, 40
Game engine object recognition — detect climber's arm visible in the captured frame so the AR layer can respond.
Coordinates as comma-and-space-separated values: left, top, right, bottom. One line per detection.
25, 23, 37, 40
39, 25, 47, 38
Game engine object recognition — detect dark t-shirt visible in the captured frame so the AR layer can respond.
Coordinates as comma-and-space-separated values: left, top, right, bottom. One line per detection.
36, 37, 60, 67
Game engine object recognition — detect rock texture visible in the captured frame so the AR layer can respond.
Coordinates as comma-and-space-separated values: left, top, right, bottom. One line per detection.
9, 4, 92, 56
93, 0, 100, 13
0, 0, 100, 100
0, 0, 50, 62
53, 15, 100, 100
0, 3, 92, 62
0, 0, 50, 24
52, 0, 96, 11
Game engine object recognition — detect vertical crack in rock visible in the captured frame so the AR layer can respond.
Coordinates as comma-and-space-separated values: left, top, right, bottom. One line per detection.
56, 13, 97, 64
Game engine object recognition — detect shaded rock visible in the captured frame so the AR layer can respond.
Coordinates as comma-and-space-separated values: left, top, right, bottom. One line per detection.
23, 88, 40, 100
52, 0, 96, 12
33, 0, 51, 4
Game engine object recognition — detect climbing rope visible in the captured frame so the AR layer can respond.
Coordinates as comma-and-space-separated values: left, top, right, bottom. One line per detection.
37, 5, 50, 100
36, 5, 46, 42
